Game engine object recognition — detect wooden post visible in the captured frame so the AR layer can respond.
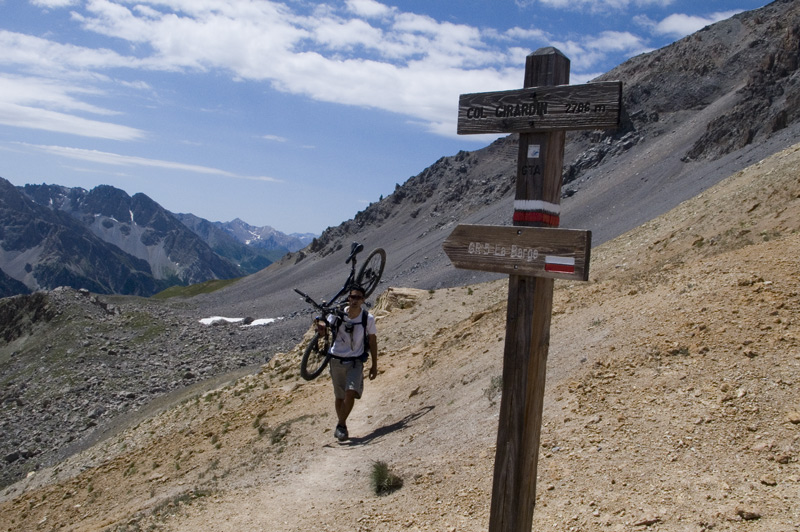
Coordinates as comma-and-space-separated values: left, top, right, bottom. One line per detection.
488, 48, 570, 532
449, 46, 620, 532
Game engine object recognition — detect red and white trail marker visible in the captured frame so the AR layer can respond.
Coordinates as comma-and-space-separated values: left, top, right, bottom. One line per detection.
443, 224, 590, 281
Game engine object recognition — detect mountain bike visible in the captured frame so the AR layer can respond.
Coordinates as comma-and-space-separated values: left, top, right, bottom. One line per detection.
294, 242, 386, 380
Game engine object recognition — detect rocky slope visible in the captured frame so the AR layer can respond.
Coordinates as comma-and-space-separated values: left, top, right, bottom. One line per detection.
0, 287, 292, 489
1, 138, 798, 532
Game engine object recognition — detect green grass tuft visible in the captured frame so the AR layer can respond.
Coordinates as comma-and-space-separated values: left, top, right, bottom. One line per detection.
151, 278, 243, 299
370, 460, 403, 496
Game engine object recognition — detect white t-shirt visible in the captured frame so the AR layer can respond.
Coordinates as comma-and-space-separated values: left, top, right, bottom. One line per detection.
331, 308, 377, 359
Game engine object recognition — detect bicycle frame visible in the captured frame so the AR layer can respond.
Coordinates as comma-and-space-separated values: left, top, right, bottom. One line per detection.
293, 241, 385, 380
324, 241, 364, 307
293, 242, 365, 337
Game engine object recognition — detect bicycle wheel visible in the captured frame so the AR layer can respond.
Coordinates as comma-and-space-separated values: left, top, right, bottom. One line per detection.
355, 248, 386, 299
300, 329, 332, 381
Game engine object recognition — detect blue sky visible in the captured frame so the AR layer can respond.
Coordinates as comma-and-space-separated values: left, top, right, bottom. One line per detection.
1, 0, 768, 234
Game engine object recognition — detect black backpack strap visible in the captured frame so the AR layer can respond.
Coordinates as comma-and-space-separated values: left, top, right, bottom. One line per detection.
359, 310, 370, 362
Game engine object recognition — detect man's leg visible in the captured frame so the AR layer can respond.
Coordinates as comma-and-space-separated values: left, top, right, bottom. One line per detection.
332, 360, 363, 441
336, 390, 358, 427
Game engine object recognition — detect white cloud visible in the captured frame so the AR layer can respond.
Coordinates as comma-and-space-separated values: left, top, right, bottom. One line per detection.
22, 143, 282, 182
0, 75, 111, 115
0, 30, 147, 73
550, 30, 649, 72
262, 135, 287, 143
585, 31, 648, 53
504, 27, 549, 42
346, 0, 393, 19
651, 11, 743, 39
64, 1, 520, 133
3, 1, 653, 140
311, 17, 385, 51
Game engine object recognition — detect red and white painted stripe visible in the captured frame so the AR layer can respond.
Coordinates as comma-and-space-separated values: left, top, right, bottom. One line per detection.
513, 199, 560, 227
544, 255, 575, 274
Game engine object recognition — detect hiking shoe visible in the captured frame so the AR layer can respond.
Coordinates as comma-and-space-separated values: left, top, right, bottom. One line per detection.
334, 424, 349, 441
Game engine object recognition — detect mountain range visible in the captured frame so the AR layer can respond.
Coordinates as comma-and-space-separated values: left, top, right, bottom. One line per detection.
0, 182, 316, 297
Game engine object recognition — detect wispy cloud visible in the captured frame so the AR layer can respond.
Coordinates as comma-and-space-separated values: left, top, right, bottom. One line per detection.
0, 102, 144, 140
0, 74, 112, 115
261, 135, 288, 143
0, 74, 144, 140
345, 0, 394, 19
521, 0, 675, 10
30, 0, 79, 7
20, 143, 282, 182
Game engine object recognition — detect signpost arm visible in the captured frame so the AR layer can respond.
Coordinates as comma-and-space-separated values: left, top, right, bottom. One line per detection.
488, 47, 570, 532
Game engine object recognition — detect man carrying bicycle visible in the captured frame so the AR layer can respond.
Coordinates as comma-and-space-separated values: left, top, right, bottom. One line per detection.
326, 284, 378, 441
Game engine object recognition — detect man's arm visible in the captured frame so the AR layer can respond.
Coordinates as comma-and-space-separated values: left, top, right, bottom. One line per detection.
368, 334, 378, 380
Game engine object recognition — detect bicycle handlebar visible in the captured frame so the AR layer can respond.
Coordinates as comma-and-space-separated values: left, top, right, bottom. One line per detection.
294, 288, 345, 316
293, 288, 321, 309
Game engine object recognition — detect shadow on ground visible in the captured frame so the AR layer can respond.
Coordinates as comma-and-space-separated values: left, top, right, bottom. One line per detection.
346, 406, 435, 446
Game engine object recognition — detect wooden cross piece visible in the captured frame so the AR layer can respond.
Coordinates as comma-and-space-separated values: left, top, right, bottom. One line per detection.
444, 47, 622, 532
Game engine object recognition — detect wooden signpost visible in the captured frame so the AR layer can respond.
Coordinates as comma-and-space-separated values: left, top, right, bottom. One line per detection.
444, 47, 621, 532
443, 225, 591, 281
457, 81, 621, 135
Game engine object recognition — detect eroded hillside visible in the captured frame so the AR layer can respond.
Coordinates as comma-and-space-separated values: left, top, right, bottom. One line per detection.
1, 143, 799, 531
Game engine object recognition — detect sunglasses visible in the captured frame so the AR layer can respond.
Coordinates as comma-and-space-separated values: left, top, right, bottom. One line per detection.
348, 294, 364, 300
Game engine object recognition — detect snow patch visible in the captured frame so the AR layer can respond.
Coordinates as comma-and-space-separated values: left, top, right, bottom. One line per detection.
199, 316, 282, 327
245, 318, 281, 327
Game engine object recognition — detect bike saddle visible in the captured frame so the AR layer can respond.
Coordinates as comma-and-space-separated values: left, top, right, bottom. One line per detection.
346, 242, 364, 264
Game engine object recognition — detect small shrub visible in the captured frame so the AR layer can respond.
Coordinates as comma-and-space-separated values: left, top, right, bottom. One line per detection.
270, 425, 289, 445
370, 461, 403, 495
484, 375, 503, 405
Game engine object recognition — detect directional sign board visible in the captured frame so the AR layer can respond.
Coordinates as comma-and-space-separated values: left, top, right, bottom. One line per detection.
443, 224, 591, 281
457, 80, 621, 135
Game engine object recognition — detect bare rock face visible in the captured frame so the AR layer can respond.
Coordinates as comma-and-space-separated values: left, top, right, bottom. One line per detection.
683, 10, 800, 161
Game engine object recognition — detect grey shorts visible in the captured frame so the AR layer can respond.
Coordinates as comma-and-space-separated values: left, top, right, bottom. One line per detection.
329, 357, 364, 400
